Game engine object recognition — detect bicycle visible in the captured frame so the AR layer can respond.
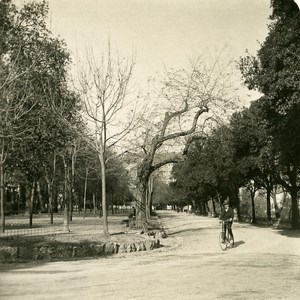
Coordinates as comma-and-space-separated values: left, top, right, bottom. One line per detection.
219, 220, 234, 251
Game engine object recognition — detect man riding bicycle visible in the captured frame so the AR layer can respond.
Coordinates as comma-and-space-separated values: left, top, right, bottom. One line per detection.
219, 199, 234, 244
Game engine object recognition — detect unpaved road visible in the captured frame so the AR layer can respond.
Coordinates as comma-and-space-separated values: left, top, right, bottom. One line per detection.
0, 211, 299, 300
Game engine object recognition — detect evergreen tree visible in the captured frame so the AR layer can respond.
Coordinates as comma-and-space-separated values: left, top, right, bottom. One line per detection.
239, 0, 300, 228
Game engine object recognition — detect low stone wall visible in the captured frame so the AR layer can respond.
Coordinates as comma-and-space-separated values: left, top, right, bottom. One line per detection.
0, 239, 161, 263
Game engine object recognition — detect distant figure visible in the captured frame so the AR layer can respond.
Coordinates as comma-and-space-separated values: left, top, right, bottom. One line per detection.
128, 206, 136, 219
128, 206, 136, 229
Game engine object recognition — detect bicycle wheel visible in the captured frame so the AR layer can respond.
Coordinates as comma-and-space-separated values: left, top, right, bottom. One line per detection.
219, 232, 227, 251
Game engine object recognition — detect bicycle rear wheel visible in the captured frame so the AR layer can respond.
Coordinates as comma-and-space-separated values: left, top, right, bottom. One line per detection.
219, 232, 227, 251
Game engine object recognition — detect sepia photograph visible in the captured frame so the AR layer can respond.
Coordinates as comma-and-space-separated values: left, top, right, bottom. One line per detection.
0, 0, 300, 299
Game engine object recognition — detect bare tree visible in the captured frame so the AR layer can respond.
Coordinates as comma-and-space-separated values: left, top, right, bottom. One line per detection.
135, 52, 240, 228
0, 60, 36, 232
76, 42, 141, 237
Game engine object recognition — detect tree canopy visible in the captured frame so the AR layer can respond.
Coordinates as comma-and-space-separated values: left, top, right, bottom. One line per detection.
239, 0, 300, 228
0, 1, 133, 233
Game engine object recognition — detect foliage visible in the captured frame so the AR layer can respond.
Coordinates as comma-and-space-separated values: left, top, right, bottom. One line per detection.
229, 100, 274, 184
172, 124, 239, 210
239, 0, 300, 228
0, 2, 133, 234
1, 0, 75, 169
151, 178, 175, 208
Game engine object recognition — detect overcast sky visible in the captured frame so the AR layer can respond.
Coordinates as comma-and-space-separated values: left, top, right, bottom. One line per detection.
47, 0, 270, 84
14, 0, 300, 102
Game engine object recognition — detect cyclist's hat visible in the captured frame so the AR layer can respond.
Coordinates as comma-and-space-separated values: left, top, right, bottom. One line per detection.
224, 199, 230, 205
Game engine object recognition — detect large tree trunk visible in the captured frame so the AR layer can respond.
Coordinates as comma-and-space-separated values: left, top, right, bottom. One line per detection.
36, 180, 44, 213
83, 167, 88, 219
290, 188, 299, 230
69, 151, 75, 221
99, 153, 109, 237
136, 182, 148, 230
149, 193, 154, 216
48, 183, 53, 225
29, 181, 36, 228
211, 198, 216, 216
63, 159, 69, 233
281, 170, 300, 229
202, 201, 207, 215
205, 202, 210, 215
45, 176, 54, 225
272, 185, 278, 212
110, 193, 114, 215
266, 187, 272, 224
250, 191, 256, 224
233, 187, 241, 221
136, 156, 152, 229
49, 153, 56, 223
93, 193, 96, 217
16, 185, 20, 215
146, 176, 154, 219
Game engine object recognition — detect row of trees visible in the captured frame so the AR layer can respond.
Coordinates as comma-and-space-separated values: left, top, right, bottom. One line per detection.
171, 0, 300, 229
2, 0, 298, 235
0, 0, 134, 234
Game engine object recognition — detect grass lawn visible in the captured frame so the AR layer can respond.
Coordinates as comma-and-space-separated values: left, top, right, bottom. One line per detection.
0, 211, 161, 248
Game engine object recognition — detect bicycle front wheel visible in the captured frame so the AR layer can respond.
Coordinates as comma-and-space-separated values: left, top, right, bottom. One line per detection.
219, 232, 227, 251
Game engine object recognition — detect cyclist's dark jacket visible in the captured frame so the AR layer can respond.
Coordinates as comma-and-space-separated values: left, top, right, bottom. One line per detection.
220, 207, 234, 222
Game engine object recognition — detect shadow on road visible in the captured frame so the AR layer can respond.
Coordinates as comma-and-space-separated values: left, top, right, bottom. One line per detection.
273, 229, 300, 238
167, 223, 199, 230
234, 240, 245, 248
167, 227, 205, 236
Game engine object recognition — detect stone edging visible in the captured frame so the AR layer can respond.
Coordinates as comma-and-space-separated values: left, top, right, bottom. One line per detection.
0, 239, 161, 263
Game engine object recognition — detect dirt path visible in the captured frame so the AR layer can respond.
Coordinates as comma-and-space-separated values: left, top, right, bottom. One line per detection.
0, 210, 299, 300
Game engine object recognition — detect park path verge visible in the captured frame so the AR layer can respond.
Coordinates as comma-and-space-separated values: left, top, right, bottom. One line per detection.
0, 214, 163, 263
